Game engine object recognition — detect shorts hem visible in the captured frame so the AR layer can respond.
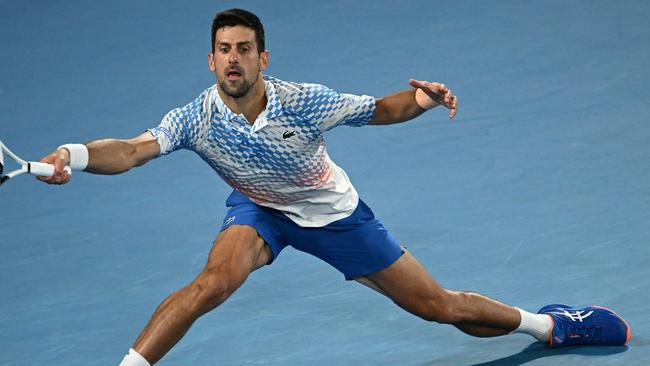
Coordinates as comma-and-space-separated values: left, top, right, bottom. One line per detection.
342, 248, 405, 281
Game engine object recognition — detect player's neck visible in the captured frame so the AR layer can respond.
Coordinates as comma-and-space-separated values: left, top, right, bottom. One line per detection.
219, 77, 267, 125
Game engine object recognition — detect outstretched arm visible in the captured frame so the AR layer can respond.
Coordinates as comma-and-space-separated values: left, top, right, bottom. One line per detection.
37, 131, 160, 184
370, 79, 458, 125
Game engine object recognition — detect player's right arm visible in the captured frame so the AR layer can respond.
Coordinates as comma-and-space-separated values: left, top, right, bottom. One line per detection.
39, 87, 212, 185
37, 131, 160, 185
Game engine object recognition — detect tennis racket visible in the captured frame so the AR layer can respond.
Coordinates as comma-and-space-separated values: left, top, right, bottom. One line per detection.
0, 139, 71, 186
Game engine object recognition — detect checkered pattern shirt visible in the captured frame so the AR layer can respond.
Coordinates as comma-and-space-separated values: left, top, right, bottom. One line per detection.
149, 76, 376, 227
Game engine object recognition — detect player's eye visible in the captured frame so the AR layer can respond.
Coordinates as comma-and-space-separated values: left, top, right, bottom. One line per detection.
219, 47, 229, 54
240, 47, 250, 54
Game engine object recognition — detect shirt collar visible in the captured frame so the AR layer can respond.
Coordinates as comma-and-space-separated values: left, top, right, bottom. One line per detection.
263, 76, 283, 119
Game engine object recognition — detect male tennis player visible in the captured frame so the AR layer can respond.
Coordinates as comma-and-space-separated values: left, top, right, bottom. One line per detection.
38, 8, 630, 366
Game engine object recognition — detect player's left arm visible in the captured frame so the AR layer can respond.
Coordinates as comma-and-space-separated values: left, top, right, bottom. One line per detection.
369, 79, 458, 125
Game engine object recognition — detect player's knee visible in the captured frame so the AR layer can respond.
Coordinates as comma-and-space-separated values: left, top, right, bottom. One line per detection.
189, 269, 241, 314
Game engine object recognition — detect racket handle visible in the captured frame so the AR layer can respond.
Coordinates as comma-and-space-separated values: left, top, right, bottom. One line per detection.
29, 162, 72, 177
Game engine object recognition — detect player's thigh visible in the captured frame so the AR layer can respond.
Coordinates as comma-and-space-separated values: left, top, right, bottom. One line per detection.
204, 224, 273, 275
358, 250, 449, 315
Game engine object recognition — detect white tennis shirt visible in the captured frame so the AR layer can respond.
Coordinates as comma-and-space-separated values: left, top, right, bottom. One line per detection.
149, 76, 376, 227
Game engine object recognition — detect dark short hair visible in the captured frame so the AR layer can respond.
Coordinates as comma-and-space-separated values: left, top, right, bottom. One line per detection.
211, 8, 265, 53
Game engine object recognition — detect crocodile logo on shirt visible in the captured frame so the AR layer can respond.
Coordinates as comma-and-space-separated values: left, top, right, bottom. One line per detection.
283, 130, 297, 139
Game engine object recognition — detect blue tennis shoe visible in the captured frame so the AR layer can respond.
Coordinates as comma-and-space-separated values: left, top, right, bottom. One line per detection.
538, 304, 631, 347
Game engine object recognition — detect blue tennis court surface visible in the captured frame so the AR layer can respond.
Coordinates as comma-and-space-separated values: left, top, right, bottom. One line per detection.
1, 1, 649, 365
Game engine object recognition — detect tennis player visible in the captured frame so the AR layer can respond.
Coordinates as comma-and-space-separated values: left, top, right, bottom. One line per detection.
38, 9, 630, 366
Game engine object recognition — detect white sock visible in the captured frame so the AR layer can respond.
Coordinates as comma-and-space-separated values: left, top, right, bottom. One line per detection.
512, 307, 553, 342
118, 348, 151, 366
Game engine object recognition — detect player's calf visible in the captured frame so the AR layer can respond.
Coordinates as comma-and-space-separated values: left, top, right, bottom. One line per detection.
409, 289, 504, 325
403, 288, 528, 338
407, 289, 462, 324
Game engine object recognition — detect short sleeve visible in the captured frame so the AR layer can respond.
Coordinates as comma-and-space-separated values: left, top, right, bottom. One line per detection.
148, 90, 209, 155
298, 84, 376, 132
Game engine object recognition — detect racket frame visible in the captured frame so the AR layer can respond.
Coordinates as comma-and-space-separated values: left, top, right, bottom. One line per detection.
0, 139, 71, 186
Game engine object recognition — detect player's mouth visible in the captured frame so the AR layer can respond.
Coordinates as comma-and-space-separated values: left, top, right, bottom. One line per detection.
226, 69, 243, 81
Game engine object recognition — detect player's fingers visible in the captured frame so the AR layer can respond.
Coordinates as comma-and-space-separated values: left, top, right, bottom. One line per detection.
428, 83, 449, 101
37, 175, 60, 184
35, 153, 56, 183
443, 88, 452, 104
52, 158, 66, 181
451, 95, 458, 107
38, 154, 55, 165
431, 83, 450, 101
449, 95, 458, 119
429, 83, 453, 106
61, 170, 71, 184
409, 79, 429, 89
428, 82, 446, 94
419, 86, 443, 105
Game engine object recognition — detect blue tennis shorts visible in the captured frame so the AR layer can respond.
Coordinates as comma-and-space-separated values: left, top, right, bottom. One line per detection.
220, 190, 404, 280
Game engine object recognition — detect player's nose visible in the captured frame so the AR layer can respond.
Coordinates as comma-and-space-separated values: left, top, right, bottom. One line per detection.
228, 50, 239, 64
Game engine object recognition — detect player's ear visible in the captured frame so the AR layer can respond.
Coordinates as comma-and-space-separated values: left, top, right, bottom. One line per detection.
208, 53, 216, 72
259, 50, 269, 72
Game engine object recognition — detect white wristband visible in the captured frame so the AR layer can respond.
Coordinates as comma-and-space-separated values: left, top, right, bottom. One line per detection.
414, 88, 439, 110
58, 143, 89, 171
118, 348, 151, 366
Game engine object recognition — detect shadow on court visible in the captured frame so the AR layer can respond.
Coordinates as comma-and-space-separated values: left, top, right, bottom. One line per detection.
471, 343, 628, 366
421, 343, 629, 366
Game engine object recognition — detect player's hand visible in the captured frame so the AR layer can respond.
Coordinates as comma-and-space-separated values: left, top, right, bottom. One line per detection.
37, 148, 71, 184
409, 79, 458, 119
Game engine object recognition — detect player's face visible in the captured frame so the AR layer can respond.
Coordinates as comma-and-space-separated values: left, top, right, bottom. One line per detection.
209, 25, 268, 99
